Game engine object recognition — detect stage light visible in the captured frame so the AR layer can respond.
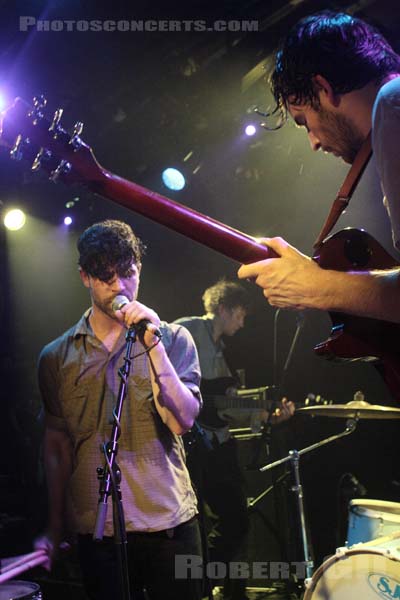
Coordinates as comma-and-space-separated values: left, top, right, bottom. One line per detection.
162, 168, 186, 191
4, 208, 26, 231
0, 93, 8, 111
64, 216, 73, 226
245, 124, 256, 136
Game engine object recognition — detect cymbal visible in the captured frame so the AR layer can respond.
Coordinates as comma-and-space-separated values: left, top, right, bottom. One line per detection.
297, 400, 400, 419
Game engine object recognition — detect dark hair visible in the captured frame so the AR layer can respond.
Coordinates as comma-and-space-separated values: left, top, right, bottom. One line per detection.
271, 11, 400, 116
77, 220, 145, 282
202, 279, 250, 314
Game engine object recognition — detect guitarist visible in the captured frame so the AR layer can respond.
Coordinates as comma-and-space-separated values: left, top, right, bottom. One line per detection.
238, 11, 400, 325
175, 279, 294, 600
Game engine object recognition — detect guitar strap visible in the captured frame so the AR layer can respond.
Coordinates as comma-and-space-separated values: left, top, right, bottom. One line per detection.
313, 131, 372, 249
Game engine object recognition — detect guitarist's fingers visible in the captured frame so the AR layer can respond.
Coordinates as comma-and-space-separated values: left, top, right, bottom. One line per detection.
238, 237, 303, 280
258, 236, 290, 255
281, 397, 295, 417
237, 257, 274, 280
260, 237, 311, 261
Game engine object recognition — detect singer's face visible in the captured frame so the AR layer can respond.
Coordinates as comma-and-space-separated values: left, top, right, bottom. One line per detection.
80, 262, 141, 319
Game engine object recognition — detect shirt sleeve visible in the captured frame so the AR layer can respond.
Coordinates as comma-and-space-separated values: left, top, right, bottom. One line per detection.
37, 344, 68, 431
161, 322, 202, 407
372, 80, 400, 251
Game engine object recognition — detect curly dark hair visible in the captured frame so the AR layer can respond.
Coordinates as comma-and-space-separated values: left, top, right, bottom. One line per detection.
77, 220, 146, 282
202, 279, 250, 315
271, 11, 400, 117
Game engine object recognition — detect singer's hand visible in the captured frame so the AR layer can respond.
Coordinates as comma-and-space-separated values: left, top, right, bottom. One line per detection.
238, 237, 325, 310
116, 300, 161, 346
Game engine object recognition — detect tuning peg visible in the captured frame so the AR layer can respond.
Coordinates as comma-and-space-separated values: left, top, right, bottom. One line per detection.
30, 95, 47, 125
33, 95, 47, 110
32, 147, 52, 171
73, 121, 83, 136
49, 108, 64, 134
70, 121, 84, 150
10, 135, 24, 161
50, 159, 72, 182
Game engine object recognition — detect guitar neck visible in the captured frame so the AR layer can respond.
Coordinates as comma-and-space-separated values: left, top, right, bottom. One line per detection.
204, 391, 330, 412
204, 395, 273, 411
93, 170, 274, 264
1, 98, 276, 265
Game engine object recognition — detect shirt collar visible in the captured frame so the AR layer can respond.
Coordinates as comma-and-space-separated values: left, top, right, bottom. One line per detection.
72, 308, 93, 338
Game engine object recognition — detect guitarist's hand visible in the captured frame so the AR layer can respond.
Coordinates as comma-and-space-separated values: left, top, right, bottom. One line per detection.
237, 237, 324, 310
264, 397, 295, 425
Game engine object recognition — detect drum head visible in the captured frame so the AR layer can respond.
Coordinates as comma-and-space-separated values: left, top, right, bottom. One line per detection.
304, 547, 400, 599
0, 581, 41, 600
350, 499, 400, 520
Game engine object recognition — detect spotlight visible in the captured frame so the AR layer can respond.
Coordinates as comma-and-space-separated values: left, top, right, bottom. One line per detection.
245, 124, 257, 136
162, 168, 186, 191
64, 216, 73, 226
4, 208, 26, 231
0, 93, 8, 111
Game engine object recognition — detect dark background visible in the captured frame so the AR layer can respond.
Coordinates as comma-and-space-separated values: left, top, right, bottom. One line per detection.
0, 0, 399, 589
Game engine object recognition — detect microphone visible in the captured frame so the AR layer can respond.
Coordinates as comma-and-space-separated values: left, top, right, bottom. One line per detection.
111, 295, 162, 339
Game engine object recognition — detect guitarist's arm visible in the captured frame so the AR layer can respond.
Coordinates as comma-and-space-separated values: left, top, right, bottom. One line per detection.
238, 237, 400, 323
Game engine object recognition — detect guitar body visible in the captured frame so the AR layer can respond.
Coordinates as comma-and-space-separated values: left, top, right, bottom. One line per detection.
313, 228, 400, 400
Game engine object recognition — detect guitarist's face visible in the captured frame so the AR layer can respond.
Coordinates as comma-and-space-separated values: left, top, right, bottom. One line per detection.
219, 305, 247, 337
288, 76, 365, 164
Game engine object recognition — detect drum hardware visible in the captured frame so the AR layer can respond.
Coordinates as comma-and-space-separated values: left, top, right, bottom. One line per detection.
260, 418, 358, 579
229, 427, 262, 441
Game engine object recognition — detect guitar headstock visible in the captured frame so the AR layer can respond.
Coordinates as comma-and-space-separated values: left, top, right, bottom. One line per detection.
0, 96, 104, 187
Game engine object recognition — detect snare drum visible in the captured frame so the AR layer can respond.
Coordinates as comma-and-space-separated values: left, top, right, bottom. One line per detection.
0, 581, 41, 600
304, 531, 400, 599
347, 499, 400, 545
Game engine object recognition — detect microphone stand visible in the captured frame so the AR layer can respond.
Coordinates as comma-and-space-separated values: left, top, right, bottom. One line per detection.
93, 326, 138, 600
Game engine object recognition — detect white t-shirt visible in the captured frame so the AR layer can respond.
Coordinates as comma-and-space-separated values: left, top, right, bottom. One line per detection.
372, 76, 400, 251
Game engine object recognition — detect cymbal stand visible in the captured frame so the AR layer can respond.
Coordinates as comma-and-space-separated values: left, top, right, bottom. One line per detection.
259, 418, 358, 579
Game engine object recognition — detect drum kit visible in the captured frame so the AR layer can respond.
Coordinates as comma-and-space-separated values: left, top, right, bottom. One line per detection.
1, 399, 399, 599
260, 396, 400, 598
0, 550, 46, 599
